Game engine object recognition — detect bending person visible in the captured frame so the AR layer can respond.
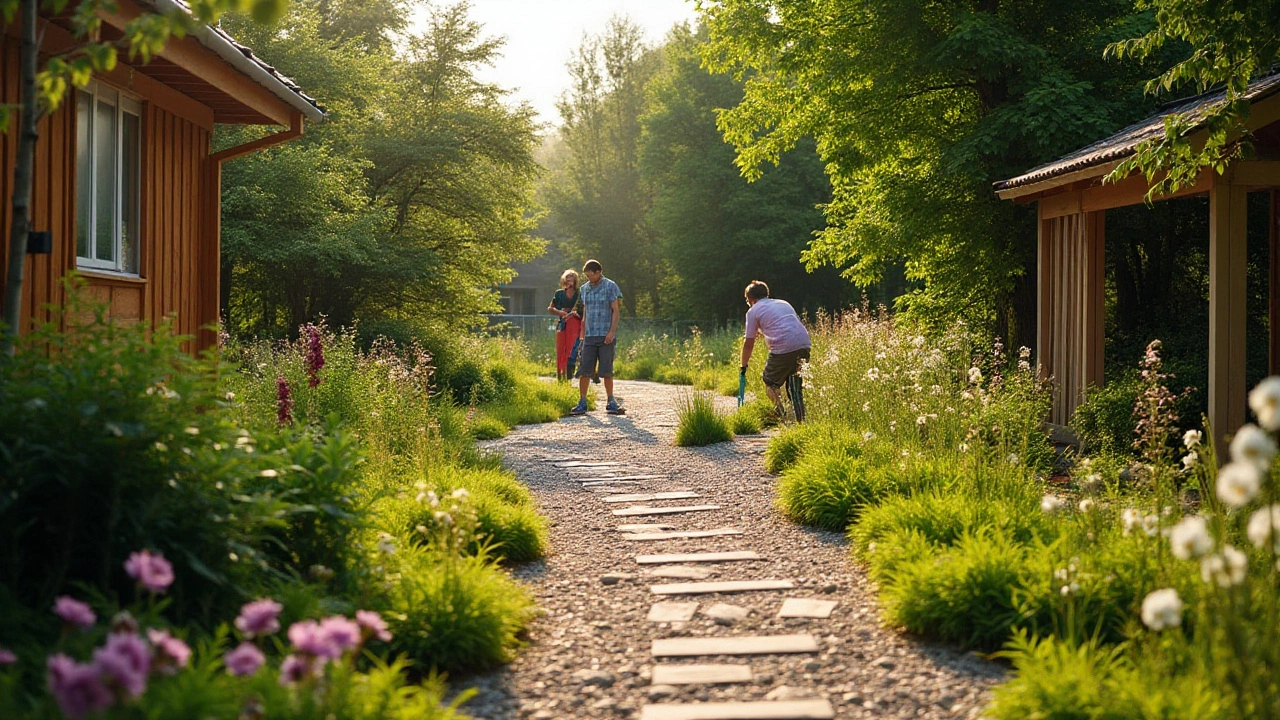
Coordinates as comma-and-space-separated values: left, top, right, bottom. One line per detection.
739, 280, 811, 417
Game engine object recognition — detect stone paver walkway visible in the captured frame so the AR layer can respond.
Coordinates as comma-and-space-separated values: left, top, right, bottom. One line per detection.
461, 379, 1003, 719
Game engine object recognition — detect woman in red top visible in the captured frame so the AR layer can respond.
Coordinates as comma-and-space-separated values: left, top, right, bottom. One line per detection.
549, 269, 585, 381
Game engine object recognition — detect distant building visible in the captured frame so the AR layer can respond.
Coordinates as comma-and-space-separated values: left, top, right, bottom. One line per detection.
493, 245, 577, 333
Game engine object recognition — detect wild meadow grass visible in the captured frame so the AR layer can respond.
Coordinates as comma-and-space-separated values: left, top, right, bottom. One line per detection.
675, 390, 734, 447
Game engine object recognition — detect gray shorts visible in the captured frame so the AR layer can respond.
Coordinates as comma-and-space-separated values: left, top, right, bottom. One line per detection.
577, 337, 615, 378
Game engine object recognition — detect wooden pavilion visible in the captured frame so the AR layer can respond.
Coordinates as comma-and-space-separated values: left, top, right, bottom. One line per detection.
996, 73, 1280, 443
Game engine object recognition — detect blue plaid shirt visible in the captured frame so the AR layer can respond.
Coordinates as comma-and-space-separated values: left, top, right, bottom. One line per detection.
581, 277, 621, 337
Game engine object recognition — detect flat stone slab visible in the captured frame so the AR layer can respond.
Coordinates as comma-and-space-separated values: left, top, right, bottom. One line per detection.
647, 566, 715, 580
777, 598, 839, 619
604, 491, 700, 504
638, 701, 835, 720
636, 551, 762, 565
578, 474, 666, 482
704, 603, 750, 625
622, 529, 744, 541
651, 634, 819, 658
648, 602, 699, 622
614, 505, 721, 517
584, 481, 643, 488
554, 461, 622, 468
651, 580, 794, 596
618, 523, 676, 532
650, 664, 753, 686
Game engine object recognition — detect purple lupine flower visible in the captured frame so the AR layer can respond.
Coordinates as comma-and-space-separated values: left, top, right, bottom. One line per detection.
47, 654, 112, 719
305, 325, 325, 388
355, 610, 392, 642
223, 642, 265, 677
318, 616, 361, 656
0, 647, 16, 665
146, 629, 191, 674
53, 596, 97, 630
124, 550, 174, 593
234, 599, 283, 639
276, 376, 294, 426
92, 633, 151, 698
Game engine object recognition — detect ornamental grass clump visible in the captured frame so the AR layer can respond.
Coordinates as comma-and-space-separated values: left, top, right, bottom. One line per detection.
675, 391, 733, 446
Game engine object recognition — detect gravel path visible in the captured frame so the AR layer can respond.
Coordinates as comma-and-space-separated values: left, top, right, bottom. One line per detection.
459, 379, 1004, 719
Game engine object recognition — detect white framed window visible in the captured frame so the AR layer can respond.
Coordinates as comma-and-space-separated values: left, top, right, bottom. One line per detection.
75, 81, 141, 275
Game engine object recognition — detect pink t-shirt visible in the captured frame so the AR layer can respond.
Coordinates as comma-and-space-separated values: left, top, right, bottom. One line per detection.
745, 298, 810, 355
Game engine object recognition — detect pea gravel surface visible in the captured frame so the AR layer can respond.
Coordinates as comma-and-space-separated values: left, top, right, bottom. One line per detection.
456, 379, 1004, 719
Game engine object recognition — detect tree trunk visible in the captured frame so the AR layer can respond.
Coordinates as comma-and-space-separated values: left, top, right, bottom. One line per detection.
1, 0, 40, 355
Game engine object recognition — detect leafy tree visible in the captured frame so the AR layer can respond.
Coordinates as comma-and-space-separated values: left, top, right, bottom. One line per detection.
640, 23, 853, 323
697, 0, 1158, 346
548, 15, 663, 316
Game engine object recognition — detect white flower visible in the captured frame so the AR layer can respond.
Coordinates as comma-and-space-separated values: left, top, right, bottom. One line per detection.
1078, 498, 1095, 513
1054, 568, 1070, 581
1183, 429, 1203, 449
184, 426, 200, 435
862, 431, 876, 441
376, 533, 396, 555
1181, 452, 1199, 471
1121, 508, 1142, 536
968, 367, 982, 384
957, 443, 969, 453
865, 367, 881, 381
1141, 588, 1183, 631
1007, 453, 1020, 466
1142, 514, 1159, 537
452, 488, 470, 500
1229, 424, 1276, 471
912, 335, 925, 347
1041, 495, 1066, 514
1169, 516, 1213, 559
917, 415, 928, 426
1201, 546, 1248, 587
861, 402, 870, 412
259, 469, 279, 478
1246, 504, 1280, 552
1216, 461, 1262, 508
1081, 473, 1102, 492
1248, 376, 1280, 431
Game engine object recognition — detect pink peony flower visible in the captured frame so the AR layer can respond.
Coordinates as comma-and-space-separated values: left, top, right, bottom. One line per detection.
0, 647, 16, 665
146, 629, 191, 674
286, 620, 332, 658
223, 642, 265, 677
278, 654, 314, 686
92, 633, 151, 698
53, 596, 97, 630
355, 610, 392, 642
234, 599, 283, 638
318, 616, 361, 656
47, 654, 113, 719
123, 550, 174, 593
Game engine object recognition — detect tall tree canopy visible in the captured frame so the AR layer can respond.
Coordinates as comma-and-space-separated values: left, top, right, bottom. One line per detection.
639, 23, 854, 323
219, 0, 541, 339
697, 0, 1159, 345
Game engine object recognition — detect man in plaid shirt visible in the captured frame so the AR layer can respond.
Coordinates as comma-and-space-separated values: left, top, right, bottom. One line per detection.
571, 259, 625, 415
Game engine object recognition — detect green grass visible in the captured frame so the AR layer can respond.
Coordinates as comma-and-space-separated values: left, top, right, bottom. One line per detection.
675, 391, 734, 446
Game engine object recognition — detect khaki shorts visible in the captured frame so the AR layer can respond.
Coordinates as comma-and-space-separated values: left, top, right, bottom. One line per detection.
577, 337, 616, 378
762, 348, 810, 388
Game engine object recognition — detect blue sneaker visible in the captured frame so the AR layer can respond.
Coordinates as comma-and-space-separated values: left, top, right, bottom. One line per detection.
570, 399, 588, 415
606, 398, 625, 415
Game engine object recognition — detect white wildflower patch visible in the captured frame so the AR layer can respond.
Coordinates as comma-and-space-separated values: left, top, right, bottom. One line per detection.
1229, 424, 1276, 471
968, 367, 982, 384
1248, 376, 1280, 431
1041, 495, 1066, 515
1169, 516, 1213, 559
1201, 546, 1248, 587
1181, 451, 1199, 472
1216, 461, 1262, 508
1121, 508, 1141, 536
1141, 588, 1183, 631
1246, 505, 1280, 552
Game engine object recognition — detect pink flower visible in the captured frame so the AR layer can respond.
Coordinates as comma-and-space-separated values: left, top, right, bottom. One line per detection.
123, 550, 174, 593
286, 620, 332, 658
318, 616, 361, 655
146, 629, 191, 674
223, 642, 265, 677
355, 610, 392, 642
278, 654, 314, 686
92, 633, 151, 698
47, 654, 112, 719
305, 325, 325, 388
234, 599, 283, 638
53, 596, 96, 630
0, 647, 16, 665
276, 376, 294, 426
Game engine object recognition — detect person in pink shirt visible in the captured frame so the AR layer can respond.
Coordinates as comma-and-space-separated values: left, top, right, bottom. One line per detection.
739, 280, 811, 415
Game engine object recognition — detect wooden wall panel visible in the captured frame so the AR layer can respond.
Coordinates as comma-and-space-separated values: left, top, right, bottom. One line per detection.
1037, 207, 1106, 425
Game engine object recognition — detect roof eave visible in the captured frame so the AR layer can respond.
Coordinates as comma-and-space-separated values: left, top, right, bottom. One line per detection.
995, 161, 1122, 201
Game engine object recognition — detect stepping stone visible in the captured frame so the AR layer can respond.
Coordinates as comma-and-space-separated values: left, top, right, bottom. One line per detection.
555, 461, 622, 468
583, 481, 643, 487
614, 505, 721, 517
618, 523, 675, 532
543, 456, 585, 463
777, 599, 839, 619
647, 565, 715, 580
578, 474, 666, 482
650, 664, 753, 686
604, 491, 700, 504
651, 634, 819, 658
704, 603, 750, 625
622, 528, 743, 541
651, 580, 794, 596
648, 601, 699, 622
635, 551, 761, 565
639, 702, 834, 720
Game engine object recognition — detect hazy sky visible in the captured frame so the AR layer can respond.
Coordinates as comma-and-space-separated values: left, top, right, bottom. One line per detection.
416, 0, 700, 128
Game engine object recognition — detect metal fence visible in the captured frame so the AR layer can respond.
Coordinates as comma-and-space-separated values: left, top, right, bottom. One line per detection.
485, 315, 698, 340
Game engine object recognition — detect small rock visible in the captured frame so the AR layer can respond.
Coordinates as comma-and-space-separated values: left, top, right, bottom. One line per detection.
571, 669, 616, 688
766, 686, 815, 701
804, 661, 823, 672
600, 573, 634, 586
592, 697, 618, 711
756, 672, 775, 684
704, 603, 750, 625
648, 684, 678, 700
842, 692, 863, 704
872, 655, 896, 670
822, 583, 839, 593
531, 711, 554, 720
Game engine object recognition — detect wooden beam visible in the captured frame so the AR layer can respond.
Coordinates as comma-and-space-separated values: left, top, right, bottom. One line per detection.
1209, 181, 1250, 450
1039, 191, 1081, 220
1080, 167, 1216, 212
1231, 160, 1280, 187
997, 161, 1120, 201
1272, 190, 1280, 375
209, 111, 303, 164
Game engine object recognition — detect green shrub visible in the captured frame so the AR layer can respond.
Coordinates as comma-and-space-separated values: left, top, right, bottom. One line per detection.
468, 414, 509, 440
382, 546, 535, 673
765, 423, 822, 473
851, 489, 1052, 560
675, 392, 733, 446
1070, 377, 1141, 454
729, 405, 764, 435
776, 450, 881, 530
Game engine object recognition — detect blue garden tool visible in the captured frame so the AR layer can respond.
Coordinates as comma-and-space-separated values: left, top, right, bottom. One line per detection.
737, 368, 747, 407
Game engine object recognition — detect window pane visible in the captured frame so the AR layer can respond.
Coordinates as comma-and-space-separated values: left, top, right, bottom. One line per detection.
75, 91, 91, 260
94, 99, 116, 264
121, 111, 140, 274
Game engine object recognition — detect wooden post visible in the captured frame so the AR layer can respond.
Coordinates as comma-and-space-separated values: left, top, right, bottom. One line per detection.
1209, 180, 1249, 449
1084, 211, 1105, 389
1271, 189, 1280, 376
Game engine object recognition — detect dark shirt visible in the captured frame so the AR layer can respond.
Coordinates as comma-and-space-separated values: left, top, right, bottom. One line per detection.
552, 288, 583, 330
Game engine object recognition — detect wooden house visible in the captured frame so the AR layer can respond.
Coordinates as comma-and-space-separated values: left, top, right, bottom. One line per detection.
0, 0, 324, 352
996, 73, 1280, 444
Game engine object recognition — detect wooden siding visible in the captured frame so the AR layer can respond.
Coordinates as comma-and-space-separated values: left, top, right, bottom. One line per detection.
1037, 208, 1105, 425
0, 40, 216, 351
